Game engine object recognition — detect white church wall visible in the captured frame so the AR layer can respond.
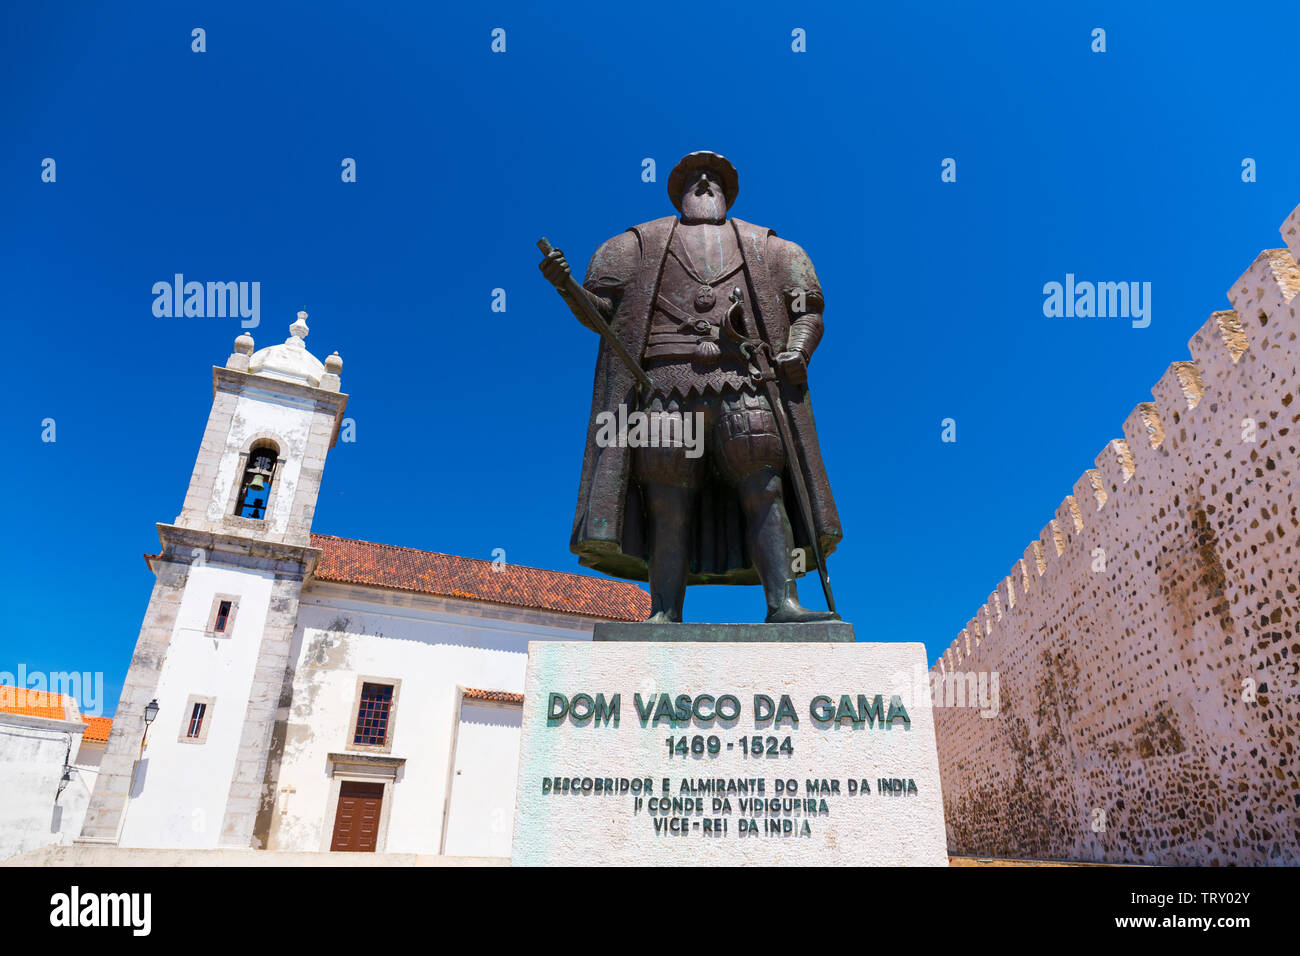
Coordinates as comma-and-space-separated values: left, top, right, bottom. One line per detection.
268, 584, 594, 855
118, 563, 275, 848
442, 699, 522, 857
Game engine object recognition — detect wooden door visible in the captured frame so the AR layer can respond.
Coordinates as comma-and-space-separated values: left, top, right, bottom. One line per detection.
330, 781, 384, 852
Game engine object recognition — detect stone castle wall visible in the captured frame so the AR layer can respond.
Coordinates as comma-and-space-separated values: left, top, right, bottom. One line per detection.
931, 202, 1300, 865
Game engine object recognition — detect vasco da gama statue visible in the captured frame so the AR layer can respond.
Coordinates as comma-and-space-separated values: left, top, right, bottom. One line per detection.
539, 151, 841, 624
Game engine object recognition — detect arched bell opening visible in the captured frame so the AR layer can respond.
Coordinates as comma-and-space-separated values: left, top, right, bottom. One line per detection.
235, 441, 280, 520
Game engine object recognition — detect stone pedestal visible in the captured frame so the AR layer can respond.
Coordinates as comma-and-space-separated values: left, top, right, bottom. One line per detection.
511, 633, 948, 866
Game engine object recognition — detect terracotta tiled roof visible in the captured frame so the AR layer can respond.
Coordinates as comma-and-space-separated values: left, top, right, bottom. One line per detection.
309, 533, 650, 622
463, 688, 524, 704
0, 691, 114, 743
0, 690, 112, 740
0, 688, 71, 720
81, 716, 112, 742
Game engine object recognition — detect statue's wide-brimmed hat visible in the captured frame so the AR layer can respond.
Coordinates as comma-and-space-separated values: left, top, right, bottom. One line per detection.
667, 151, 739, 213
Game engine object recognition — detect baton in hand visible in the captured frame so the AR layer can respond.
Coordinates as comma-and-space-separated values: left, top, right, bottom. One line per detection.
537, 237, 654, 394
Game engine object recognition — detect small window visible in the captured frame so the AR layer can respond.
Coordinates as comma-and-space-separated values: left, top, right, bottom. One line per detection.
178, 695, 215, 744
205, 595, 239, 638
235, 446, 278, 520
354, 683, 393, 746
186, 702, 207, 739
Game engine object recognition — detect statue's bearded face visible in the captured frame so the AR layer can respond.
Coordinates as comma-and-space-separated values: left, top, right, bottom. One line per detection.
680, 168, 727, 223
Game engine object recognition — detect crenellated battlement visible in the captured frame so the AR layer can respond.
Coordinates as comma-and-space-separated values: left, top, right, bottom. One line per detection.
931, 201, 1300, 866
931, 206, 1300, 674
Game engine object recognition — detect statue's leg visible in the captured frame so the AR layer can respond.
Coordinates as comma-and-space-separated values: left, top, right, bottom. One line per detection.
716, 390, 837, 623
632, 394, 704, 623
640, 483, 694, 622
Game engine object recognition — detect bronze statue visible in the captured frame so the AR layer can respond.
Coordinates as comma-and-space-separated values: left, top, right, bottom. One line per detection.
539, 151, 841, 624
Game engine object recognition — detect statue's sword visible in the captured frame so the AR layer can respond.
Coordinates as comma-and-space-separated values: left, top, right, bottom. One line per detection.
722, 287, 838, 616
537, 237, 655, 394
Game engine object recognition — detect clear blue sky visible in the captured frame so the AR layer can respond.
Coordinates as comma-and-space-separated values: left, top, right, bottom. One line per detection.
3, 1, 1297, 717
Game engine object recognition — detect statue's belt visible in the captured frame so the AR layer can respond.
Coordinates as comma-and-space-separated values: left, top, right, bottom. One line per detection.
654, 294, 719, 337
650, 294, 730, 365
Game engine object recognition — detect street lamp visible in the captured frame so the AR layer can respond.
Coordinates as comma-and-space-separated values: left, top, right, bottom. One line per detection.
138, 699, 159, 760
55, 731, 77, 805
55, 765, 74, 803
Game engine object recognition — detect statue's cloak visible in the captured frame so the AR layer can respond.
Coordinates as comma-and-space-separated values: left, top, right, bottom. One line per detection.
570, 215, 842, 585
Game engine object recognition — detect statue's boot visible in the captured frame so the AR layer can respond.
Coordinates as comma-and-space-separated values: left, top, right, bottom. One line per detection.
765, 582, 840, 624
739, 468, 840, 624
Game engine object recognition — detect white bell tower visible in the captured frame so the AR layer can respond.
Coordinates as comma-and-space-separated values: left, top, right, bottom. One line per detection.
174, 310, 345, 546
79, 313, 348, 850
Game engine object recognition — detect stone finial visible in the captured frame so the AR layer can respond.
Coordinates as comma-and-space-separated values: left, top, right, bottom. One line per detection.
319, 348, 343, 392
289, 311, 310, 346
227, 330, 255, 371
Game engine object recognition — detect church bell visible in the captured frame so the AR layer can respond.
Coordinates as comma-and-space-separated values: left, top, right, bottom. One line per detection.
244, 451, 275, 496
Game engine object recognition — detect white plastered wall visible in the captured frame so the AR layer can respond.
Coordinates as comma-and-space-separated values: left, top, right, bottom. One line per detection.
443, 699, 523, 857
0, 716, 90, 860
118, 563, 274, 848
269, 586, 593, 855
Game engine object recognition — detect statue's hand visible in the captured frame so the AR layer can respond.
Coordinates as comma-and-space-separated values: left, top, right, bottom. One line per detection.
775, 350, 807, 384
539, 248, 572, 289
